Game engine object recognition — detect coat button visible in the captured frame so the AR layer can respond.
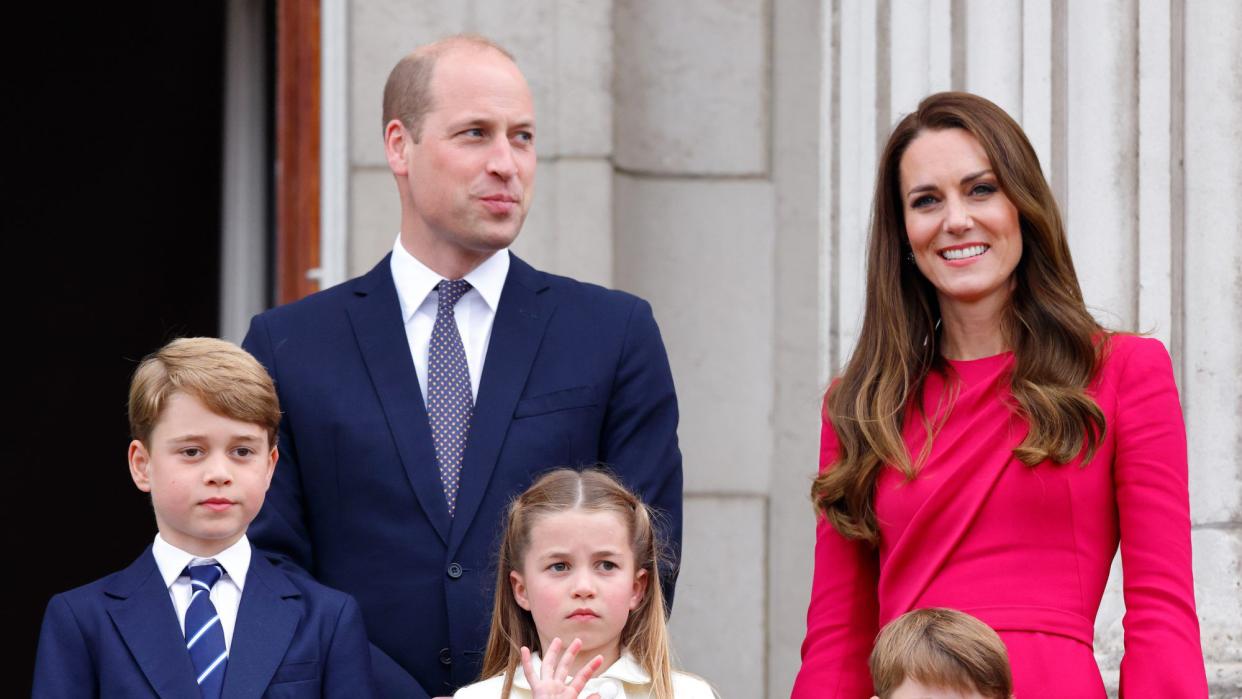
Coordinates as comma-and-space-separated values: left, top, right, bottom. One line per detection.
439, 647, 452, 665
446, 562, 463, 579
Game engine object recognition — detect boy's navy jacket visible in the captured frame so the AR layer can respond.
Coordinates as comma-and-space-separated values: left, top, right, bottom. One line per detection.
32, 544, 376, 698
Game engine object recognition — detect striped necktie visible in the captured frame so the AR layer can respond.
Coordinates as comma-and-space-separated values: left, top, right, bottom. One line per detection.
184, 563, 228, 698
427, 279, 474, 517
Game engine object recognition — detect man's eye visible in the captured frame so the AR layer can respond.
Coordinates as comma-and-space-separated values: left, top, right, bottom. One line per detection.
234, 447, 254, 457
181, 448, 203, 458
463, 128, 485, 138
513, 131, 534, 144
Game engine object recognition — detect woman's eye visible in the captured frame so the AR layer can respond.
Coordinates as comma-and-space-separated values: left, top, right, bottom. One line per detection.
597, 560, 618, 571
971, 183, 997, 196
911, 195, 936, 209
548, 562, 568, 573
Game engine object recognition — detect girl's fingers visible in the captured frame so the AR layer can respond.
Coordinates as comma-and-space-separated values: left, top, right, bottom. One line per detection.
542, 637, 563, 679
520, 646, 536, 685
555, 637, 583, 681
567, 653, 605, 693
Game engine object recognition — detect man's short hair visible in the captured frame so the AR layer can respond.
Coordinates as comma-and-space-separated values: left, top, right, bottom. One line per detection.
870, 608, 1013, 699
381, 33, 515, 142
128, 337, 281, 447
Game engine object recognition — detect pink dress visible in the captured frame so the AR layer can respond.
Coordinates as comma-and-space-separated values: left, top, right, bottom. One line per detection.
792, 335, 1207, 698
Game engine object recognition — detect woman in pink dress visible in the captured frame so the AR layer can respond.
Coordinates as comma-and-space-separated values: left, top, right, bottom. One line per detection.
792, 92, 1206, 698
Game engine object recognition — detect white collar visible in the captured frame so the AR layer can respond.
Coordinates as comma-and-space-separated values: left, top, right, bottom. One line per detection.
390, 236, 510, 323
513, 649, 651, 691
151, 533, 252, 591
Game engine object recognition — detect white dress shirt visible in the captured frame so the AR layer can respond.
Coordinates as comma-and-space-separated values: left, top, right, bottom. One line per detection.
151, 534, 251, 652
390, 237, 510, 403
451, 650, 719, 699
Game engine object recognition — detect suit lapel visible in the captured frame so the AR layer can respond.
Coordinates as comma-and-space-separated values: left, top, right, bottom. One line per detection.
449, 256, 554, 553
106, 548, 201, 699
220, 553, 302, 699
346, 254, 452, 544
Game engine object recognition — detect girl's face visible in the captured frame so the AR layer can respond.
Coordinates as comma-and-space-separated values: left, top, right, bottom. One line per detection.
899, 128, 1023, 318
510, 509, 648, 668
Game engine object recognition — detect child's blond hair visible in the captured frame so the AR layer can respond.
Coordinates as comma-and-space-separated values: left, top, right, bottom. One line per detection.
870, 608, 1013, 699
128, 337, 281, 446
480, 467, 674, 699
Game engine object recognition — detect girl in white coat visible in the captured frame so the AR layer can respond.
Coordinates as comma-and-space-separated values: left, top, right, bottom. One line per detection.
454, 468, 715, 699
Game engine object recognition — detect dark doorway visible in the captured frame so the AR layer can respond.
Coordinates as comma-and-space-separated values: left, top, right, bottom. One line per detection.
8, 4, 238, 692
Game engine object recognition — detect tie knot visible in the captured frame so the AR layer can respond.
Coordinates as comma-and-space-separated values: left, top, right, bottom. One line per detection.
437, 279, 472, 309
186, 563, 224, 589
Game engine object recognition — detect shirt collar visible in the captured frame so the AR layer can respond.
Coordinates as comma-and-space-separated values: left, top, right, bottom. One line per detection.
152, 534, 252, 591
513, 649, 650, 690
389, 236, 510, 322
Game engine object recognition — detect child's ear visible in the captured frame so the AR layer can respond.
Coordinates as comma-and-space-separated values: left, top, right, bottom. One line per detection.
629, 568, 649, 610
128, 440, 152, 493
510, 570, 531, 611
263, 445, 279, 488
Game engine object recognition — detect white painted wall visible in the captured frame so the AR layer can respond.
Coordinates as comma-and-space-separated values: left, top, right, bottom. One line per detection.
330, 0, 1240, 695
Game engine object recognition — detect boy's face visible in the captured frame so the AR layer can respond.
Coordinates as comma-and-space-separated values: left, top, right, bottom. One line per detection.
128, 391, 277, 556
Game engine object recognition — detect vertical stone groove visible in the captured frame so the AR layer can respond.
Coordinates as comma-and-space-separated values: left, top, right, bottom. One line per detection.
1169, 0, 1185, 385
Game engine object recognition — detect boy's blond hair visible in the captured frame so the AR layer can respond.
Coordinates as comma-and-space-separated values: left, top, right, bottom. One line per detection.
128, 337, 281, 446
870, 608, 1013, 699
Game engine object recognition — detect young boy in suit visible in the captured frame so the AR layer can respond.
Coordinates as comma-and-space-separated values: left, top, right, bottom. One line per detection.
33, 337, 376, 698
869, 608, 1014, 699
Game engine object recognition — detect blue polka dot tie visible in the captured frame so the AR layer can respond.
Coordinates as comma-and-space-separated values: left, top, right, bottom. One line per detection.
428, 279, 474, 517
183, 563, 227, 699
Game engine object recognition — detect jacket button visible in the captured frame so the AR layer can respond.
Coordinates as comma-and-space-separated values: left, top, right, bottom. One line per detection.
447, 562, 463, 579
439, 647, 452, 666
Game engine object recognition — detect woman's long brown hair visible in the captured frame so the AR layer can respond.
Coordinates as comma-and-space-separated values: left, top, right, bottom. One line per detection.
479, 468, 675, 699
812, 92, 1108, 543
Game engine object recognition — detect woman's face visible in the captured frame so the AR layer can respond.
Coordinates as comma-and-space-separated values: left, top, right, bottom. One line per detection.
899, 128, 1022, 316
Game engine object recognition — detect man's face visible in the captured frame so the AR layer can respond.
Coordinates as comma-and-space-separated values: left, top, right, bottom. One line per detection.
394, 47, 536, 264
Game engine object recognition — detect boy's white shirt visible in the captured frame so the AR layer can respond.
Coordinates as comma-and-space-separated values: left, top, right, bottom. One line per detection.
151, 533, 251, 652
453, 649, 718, 699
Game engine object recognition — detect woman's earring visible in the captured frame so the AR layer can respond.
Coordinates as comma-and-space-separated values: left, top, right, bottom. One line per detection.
905, 250, 915, 264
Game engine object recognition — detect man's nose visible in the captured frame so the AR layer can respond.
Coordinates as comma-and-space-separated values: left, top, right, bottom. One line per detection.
486, 137, 518, 179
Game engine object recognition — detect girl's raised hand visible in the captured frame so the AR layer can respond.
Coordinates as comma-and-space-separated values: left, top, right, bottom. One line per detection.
521, 637, 605, 699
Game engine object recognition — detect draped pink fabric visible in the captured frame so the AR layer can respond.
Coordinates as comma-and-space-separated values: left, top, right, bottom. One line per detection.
793, 335, 1206, 698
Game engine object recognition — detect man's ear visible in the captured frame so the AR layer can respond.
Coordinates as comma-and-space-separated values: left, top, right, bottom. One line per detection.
128, 440, 152, 493
510, 570, 531, 611
384, 120, 411, 176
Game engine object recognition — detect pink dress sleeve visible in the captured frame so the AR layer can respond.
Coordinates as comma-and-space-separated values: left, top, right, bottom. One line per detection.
791, 417, 879, 699
1111, 338, 1207, 696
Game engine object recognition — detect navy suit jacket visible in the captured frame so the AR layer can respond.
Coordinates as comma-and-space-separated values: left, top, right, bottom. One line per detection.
241, 253, 682, 697
32, 545, 376, 698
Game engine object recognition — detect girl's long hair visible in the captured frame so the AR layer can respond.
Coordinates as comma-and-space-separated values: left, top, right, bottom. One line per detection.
479, 468, 674, 699
812, 91, 1107, 543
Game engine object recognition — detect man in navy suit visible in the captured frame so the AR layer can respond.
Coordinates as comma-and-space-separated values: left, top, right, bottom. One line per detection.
242, 35, 683, 698
33, 338, 375, 698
